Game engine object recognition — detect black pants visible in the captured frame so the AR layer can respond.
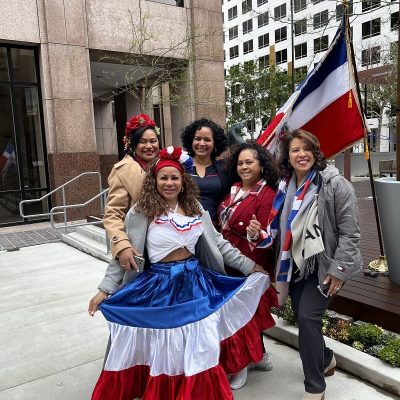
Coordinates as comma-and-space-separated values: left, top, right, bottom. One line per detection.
289, 272, 333, 394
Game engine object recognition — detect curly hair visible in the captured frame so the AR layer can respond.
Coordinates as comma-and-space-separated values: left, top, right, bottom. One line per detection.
180, 118, 228, 159
278, 129, 327, 178
226, 142, 279, 190
135, 160, 202, 218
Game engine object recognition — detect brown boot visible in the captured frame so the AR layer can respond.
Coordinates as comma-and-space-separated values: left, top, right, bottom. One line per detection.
324, 354, 336, 377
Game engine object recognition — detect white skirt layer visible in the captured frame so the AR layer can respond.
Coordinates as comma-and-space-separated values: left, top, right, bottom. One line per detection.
104, 272, 269, 377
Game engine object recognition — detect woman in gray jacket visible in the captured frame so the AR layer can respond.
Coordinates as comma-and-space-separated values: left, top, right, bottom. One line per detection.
88, 146, 276, 400
251, 129, 362, 400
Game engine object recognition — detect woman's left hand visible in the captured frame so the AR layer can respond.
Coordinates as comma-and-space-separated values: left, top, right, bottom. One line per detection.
323, 275, 344, 297
246, 215, 261, 240
251, 264, 268, 275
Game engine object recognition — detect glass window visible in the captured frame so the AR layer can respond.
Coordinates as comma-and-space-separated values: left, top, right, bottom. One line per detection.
0, 48, 9, 81
336, 0, 353, 21
259, 55, 270, 68
0, 85, 19, 191
361, 46, 380, 67
314, 36, 329, 53
295, 42, 307, 59
229, 45, 239, 59
391, 12, 399, 31
274, 3, 287, 19
362, 18, 381, 39
257, 0, 268, 5
362, 0, 380, 12
294, 19, 307, 36
275, 26, 287, 43
243, 19, 253, 34
258, 11, 269, 27
11, 48, 37, 83
242, 0, 252, 14
313, 10, 329, 29
12, 86, 46, 189
229, 26, 238, 40
294, 0, 306, 13
258, 33, 270, 48
228, 6, 238, 20
243, 40, 254, 54
276, 49, 287, 64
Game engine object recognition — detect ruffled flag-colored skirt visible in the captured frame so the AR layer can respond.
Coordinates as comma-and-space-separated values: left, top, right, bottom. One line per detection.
92, 257, 278, 400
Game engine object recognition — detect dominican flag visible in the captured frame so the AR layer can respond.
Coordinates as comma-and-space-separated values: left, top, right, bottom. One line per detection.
0, 141, 16, 175
257, 20, 365, 158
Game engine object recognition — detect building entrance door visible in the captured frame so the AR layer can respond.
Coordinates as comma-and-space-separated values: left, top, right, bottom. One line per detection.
0, 46, 49, 225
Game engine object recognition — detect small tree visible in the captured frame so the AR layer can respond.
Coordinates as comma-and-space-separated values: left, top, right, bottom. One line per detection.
364, 44, 397, 151
225, 61, 292, 140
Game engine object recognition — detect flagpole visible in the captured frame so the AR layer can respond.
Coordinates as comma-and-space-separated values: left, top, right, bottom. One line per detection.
343, 0, 387, 273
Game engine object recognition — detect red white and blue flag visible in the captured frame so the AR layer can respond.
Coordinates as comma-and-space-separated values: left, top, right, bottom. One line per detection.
257, 20, 365, 158
0, 141, 16, 175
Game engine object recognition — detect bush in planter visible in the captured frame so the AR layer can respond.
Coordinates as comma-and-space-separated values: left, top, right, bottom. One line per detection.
379, 339, 400, 367
325, 318, 351, 343
349, 323, 383, 347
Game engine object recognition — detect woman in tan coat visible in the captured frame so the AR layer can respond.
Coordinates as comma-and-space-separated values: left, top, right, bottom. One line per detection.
103, 113, 160, 271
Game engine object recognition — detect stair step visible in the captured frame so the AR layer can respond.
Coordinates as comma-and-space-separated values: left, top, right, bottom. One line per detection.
76, 225, 108, 246
61, 232, 111, 263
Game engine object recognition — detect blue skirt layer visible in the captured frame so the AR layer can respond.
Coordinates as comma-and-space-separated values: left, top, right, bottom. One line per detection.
100, 258, 246, 329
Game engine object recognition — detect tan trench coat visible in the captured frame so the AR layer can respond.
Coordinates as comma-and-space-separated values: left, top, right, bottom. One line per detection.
103, 155, 145, 257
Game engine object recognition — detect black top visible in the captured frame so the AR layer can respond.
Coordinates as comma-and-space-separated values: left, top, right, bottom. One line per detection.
191, 159, 231, 223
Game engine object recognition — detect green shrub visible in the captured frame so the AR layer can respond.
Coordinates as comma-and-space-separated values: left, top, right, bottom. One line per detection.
326, 319, 351, 343
379, 339, 400, 367
381, 332, 397, 345
352, 341, 364, 351
279, 298, 296, 325
349, 323, 383, 347
365, 344, 384, 357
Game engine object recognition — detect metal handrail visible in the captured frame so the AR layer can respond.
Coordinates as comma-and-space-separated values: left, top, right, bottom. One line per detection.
19, 171, 111, 254
49, 187, 111, 254
19, 172, 103, 220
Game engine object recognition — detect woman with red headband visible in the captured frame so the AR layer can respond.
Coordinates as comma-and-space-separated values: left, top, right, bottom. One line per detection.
103, 113, 160, 271
88, 146, 276, 400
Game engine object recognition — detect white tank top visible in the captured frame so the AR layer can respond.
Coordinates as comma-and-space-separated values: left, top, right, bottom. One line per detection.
146, 211, 203, 263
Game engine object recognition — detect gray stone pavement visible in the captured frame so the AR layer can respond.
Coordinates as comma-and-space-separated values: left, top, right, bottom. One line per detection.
0, 243, 398, 400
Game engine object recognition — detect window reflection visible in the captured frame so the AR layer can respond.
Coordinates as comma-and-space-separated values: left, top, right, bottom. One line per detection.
0, 47, 9, 81
11, 48, 37, 83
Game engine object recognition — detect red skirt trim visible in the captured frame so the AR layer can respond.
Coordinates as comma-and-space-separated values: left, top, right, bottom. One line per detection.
92, 287, 278, 400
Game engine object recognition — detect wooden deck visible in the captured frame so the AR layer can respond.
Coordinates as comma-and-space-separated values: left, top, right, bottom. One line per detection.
329, 179, 400, 334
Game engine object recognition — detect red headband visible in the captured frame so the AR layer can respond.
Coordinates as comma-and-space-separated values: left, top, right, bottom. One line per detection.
154, 159, 184, 175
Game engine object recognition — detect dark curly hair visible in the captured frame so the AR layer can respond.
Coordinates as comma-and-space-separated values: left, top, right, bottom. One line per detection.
127, 126, 159, 156
135, 160, 202, 218
180, 118, 228, 159
226, 142, 279, 190
278, 129, 327, 178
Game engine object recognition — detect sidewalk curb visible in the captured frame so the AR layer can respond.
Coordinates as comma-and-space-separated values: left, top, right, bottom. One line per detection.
266, 316, 400, 397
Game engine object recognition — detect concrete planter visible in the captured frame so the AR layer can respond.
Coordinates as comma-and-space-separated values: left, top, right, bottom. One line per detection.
375, 178, 400, 285
266, 317, 400, 397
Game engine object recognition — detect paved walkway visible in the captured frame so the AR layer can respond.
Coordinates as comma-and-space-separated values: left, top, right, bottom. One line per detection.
0, 243, 398, 400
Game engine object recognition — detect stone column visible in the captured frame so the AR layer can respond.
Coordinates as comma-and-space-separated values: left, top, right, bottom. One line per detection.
94, 101, 118, 186
37, 0, 100, 220
187, 0, 226, 127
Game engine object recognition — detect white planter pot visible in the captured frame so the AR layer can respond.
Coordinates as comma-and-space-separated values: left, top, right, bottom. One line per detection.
375, 177, 400, 285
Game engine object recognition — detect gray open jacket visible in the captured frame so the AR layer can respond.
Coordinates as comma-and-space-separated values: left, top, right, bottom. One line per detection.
315, 165, 363, 285
98, 206, 255, 295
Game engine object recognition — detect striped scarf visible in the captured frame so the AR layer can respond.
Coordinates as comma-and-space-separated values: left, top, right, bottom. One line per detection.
258, 170, 317, 282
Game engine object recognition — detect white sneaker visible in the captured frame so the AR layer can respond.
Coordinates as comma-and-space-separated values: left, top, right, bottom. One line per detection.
248, 352, 273, 371
230, 367, 248, 390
